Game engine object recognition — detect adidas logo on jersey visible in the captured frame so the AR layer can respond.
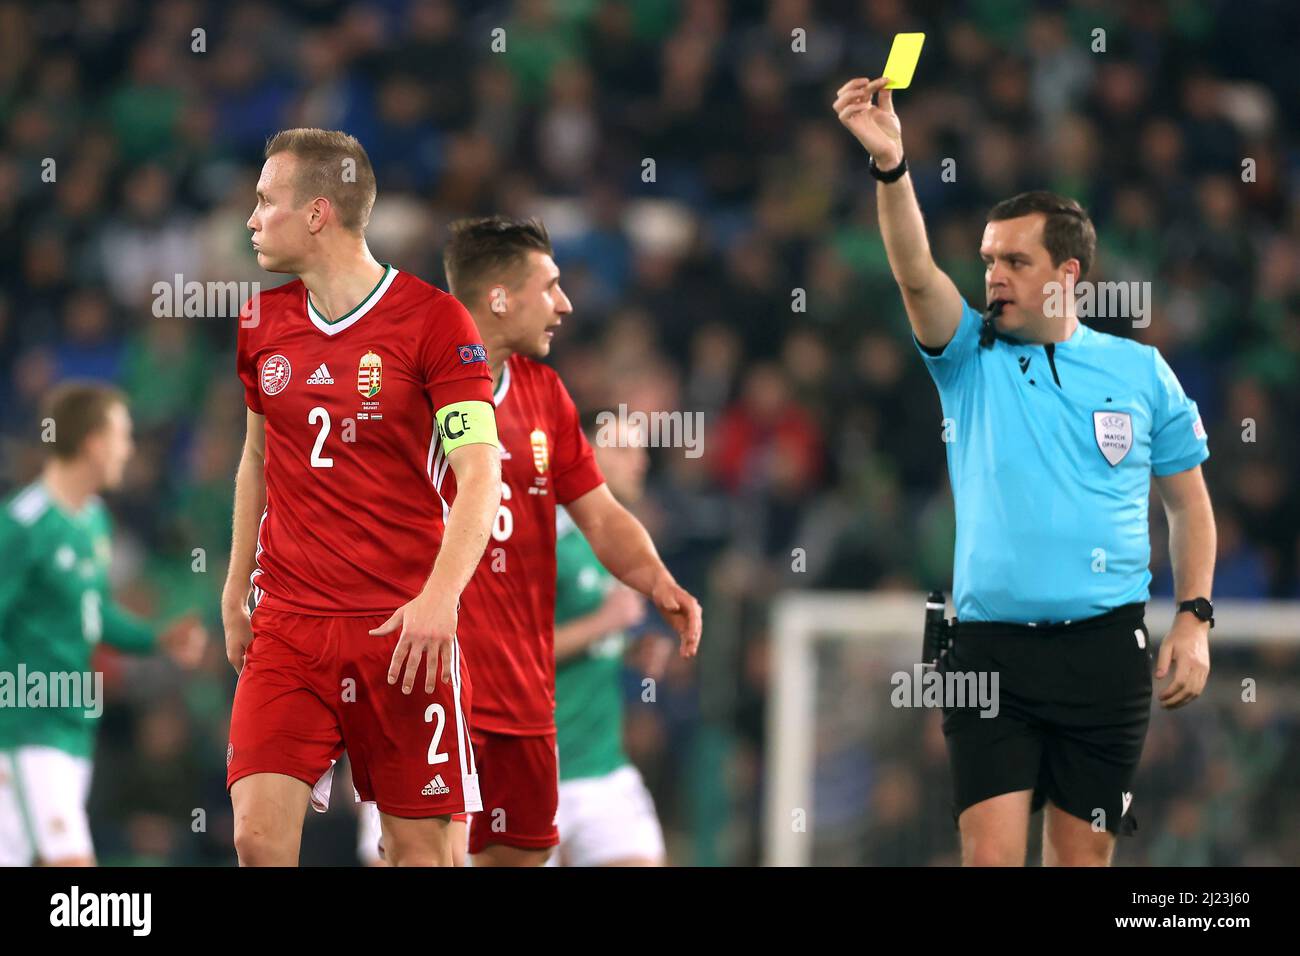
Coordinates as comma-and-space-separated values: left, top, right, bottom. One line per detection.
306, 363, 335, 385
422, 774, 450, 796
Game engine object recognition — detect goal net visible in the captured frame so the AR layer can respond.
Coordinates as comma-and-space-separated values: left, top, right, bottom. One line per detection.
764, 593, 1300, 866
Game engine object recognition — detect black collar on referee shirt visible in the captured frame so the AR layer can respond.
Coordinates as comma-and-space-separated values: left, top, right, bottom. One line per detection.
981, 301, 1068, 388
1044, 343, 1061, 387
979, 321, 1063, 387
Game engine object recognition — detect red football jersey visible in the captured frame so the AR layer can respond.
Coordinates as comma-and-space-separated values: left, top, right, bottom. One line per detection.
444, 355, 605, 735
235, 265, 494, 615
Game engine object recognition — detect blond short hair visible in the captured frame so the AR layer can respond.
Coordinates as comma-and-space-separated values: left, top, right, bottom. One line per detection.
264, 128, 377, 233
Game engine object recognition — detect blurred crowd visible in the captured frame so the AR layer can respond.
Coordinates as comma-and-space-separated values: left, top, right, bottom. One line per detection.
0, 0, 1296, 864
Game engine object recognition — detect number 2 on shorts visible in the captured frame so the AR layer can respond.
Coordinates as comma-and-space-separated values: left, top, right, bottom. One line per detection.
424, 702, 448, 765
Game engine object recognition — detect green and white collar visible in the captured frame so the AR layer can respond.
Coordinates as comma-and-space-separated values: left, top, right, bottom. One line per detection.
493, 359, 511, 406
306, 263, 399, 336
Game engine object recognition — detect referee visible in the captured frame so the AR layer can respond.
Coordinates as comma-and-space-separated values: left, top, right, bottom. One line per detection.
834, 77, 1216, 866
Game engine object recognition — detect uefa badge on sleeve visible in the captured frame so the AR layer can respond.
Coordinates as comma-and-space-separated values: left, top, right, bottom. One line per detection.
457, 344, 487, 364
1093, 410, 1133, 466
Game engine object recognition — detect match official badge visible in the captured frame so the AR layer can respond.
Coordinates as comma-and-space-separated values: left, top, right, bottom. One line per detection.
531, 429, 549, 474
357, 350, 382, 398
1093, 411, 1133, 466
261, 354, 292, 396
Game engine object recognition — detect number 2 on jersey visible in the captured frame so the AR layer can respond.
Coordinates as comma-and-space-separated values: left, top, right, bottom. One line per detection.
309, 406, 334, 468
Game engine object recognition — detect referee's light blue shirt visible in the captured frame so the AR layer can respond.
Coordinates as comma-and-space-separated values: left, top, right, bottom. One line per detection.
917, 299, 1210, 624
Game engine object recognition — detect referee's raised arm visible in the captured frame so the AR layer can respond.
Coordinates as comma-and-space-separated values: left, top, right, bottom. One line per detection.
833, 76, 963, 350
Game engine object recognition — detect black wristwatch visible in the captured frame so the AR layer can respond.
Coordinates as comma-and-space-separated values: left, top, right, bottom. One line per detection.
1177, 597, 1215, 628
869, 154, 908, 182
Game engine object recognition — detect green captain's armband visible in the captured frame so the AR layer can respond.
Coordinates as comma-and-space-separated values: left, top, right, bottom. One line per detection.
435, 400, 498, 452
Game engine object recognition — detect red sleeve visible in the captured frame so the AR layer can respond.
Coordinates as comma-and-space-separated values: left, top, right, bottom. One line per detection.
549, 370, 605, 505
236, 301, 263, 414
421, 294, 494, 409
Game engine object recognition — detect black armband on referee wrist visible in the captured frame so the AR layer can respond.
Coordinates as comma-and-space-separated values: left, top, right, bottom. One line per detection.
869, 154, 908, 182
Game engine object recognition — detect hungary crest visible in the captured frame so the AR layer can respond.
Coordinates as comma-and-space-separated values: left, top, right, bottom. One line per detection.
357, 350, 382, 398
531, 429, 549, 474
261, 354, 292, 396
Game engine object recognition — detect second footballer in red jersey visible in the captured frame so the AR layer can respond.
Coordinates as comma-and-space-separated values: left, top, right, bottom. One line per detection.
221, 129, 502, 867
442, 217, 701, 866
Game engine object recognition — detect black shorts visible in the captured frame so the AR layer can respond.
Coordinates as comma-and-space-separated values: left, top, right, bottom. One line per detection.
938, 603, 1153, 836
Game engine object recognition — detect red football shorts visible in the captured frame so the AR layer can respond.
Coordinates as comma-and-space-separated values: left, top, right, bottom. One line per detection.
227, 607, 481, 818
466, 730, 559, 855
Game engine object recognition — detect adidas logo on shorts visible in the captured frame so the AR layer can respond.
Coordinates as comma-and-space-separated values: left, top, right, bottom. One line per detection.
422, 774, 450, 796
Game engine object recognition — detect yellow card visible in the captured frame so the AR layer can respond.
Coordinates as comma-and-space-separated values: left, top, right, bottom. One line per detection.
882, 33, 925, 89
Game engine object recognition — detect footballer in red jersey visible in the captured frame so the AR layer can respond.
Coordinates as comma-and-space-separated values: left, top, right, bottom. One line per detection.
221, 129, 502, 867
438, 217, 701, 866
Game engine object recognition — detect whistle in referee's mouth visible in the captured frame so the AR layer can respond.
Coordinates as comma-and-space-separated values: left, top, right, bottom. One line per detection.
979, 299, 1008, 348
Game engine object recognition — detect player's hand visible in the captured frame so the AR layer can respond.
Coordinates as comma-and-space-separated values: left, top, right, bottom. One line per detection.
599, 585, 647, 632
833, 77, 903, 167
160, 613, 207, 670
221, 595, 254, 673
1155, 615, 1211, 709
649, 575, 702, 658
371, 593, 458, 695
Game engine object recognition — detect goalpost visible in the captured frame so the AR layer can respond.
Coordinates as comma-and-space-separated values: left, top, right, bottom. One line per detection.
764, 592, 1300, 866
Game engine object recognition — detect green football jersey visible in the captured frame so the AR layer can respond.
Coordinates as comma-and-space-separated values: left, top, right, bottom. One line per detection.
0, 482, 156, 757
554, 507, 628, 782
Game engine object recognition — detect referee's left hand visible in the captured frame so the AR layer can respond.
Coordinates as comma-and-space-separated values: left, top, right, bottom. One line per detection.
1155, 616, 1211, 709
